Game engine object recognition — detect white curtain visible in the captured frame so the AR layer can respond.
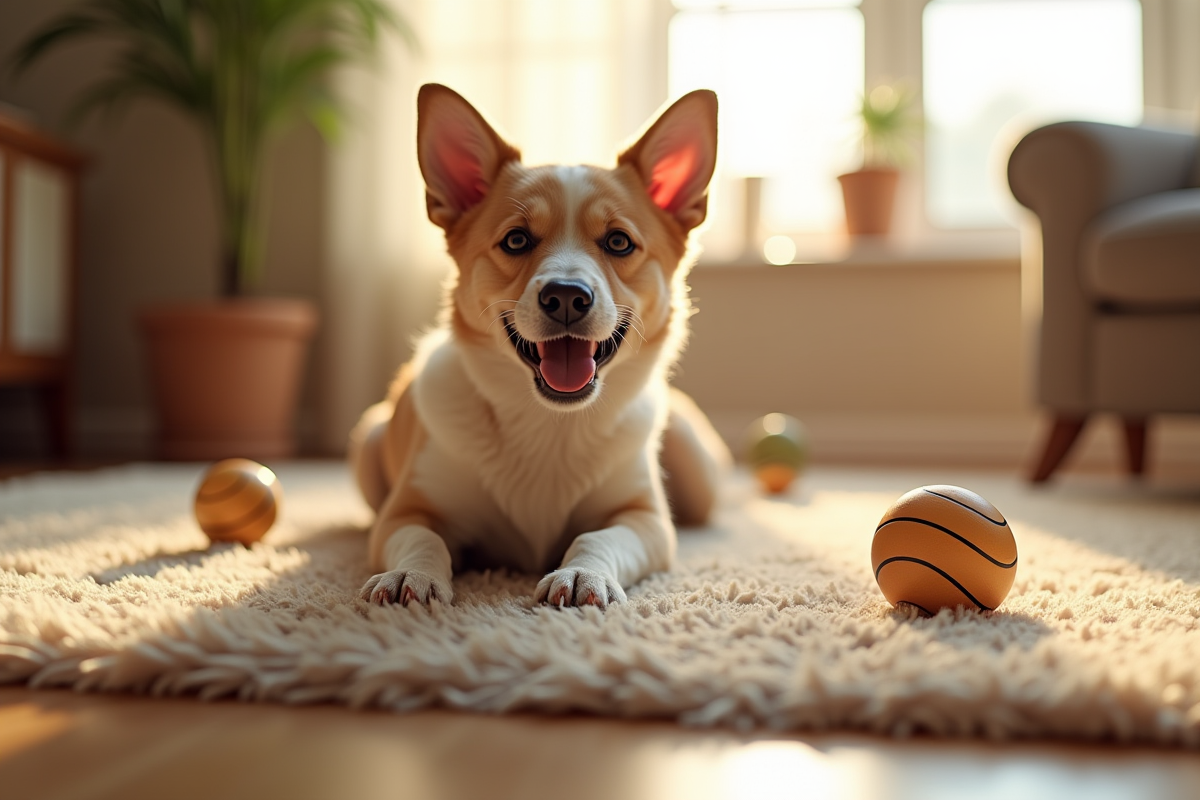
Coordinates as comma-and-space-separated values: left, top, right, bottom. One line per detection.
319, 0, 673, 453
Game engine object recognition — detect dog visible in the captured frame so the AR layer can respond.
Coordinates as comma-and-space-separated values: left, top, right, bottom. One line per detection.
351, 84, 730, 609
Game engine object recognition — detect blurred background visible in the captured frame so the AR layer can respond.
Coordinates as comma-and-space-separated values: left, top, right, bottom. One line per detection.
0, 0, 1198, 471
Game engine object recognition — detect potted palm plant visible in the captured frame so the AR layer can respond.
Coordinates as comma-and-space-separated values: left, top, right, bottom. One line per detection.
13, 0, 410, 459
837, 84, 920, 237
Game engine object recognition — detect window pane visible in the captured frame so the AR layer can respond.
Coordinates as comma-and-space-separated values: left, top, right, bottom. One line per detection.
670, 6, 864, 257
924, 0, 1143, 229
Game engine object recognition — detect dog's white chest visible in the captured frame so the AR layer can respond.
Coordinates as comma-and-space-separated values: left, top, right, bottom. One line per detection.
410, 340, 657, 570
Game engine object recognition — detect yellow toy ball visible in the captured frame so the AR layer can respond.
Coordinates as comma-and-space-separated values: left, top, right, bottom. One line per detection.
744, 413, 808, 494
871, 485, 1017, 614
193, 458, 283, 545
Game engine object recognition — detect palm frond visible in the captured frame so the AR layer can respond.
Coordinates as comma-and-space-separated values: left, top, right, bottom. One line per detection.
112, 0, 198, 75
119, 48, 207, 114
301, 90, 343, 142
10, 9, 107, 75
259, 45, 347, 131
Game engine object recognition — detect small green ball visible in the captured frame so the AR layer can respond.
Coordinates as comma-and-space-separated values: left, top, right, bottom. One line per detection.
744, 413, 808, 470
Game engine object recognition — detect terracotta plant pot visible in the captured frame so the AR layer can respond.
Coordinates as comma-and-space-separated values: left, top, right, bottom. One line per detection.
139, 298, 318, 461
837, 167, 900, 236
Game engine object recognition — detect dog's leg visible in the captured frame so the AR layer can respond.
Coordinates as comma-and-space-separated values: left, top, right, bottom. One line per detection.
348, 400, 395, 513
661, 388, 731, 526
354, 364, 452, 606
535, 507, 672, 609
360, 523, 454, 606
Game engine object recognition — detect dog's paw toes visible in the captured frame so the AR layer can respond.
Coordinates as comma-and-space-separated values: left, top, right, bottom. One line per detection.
536, 568, 626, 609
360, 570, 452, 607
359, 573, 389, 603
535, 572, 571, 606
547, 583, 572, 606
361, 571, 404, 605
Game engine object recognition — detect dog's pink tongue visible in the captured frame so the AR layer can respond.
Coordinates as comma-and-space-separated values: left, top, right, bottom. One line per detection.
537, 337, 597, 393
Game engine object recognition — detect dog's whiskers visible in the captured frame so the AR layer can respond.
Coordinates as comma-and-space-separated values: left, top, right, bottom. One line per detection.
501, 311, 536, 351
480, 298, 523, 318
483, 302, 525, 334
614, 307, 646, 354
614, 305, 647, 342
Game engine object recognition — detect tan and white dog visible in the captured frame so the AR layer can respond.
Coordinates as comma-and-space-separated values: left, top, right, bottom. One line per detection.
351, 84, 730, 609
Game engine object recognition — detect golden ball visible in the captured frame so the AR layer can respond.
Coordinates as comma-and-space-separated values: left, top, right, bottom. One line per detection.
193, 458, 283, 545
744, 413, 808, 494
755, 464, 797, 494
871, 485, 1017, 614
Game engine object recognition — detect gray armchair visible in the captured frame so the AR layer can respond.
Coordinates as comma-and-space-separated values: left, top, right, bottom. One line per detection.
1008, 121, 1200, 482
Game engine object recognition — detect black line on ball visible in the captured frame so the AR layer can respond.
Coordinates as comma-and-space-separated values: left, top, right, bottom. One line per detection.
921, 488, 1007, 526
201, 491, 276, 538
874, 556, 991, 611
874, 517, 1017, 568
897, 600, 935, 617
197, 473, 251, 503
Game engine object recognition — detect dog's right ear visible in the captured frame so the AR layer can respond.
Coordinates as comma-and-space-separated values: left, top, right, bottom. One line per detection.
417, 84, 521, 231
618, 89, 718, 232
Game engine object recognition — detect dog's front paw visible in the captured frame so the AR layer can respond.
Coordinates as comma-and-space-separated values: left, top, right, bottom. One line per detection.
360, 570, 453, 607
535, 568, 627, 609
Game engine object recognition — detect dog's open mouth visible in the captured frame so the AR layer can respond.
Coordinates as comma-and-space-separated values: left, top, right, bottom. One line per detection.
505, 318, 629, 402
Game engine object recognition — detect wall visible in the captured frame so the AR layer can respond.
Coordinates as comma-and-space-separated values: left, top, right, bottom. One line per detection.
0, 1, 327, 459
676, 257, 1200, 473
675, 257, 1034, 466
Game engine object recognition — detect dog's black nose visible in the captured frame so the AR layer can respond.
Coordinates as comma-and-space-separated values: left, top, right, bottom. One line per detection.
538, 280, 593, 327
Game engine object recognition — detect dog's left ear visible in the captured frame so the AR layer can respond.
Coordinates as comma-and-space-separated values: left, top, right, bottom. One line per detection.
619, 90, 718, 232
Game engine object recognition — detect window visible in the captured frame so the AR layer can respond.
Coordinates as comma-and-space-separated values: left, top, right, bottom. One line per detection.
419, 0, 661, 167
670, 0, 864, 262
668, 0, 1150, 262
924, 0, 1143, 228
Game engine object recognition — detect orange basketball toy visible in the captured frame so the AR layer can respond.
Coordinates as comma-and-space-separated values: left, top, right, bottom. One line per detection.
194, 458, 283, 545
871, 485, 1017, 614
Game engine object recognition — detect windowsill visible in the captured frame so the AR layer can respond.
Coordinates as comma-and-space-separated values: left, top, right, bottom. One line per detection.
696, 228, 1022, 271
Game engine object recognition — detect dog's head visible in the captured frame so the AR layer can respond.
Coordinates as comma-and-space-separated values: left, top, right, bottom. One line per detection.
416, 84, 717, 409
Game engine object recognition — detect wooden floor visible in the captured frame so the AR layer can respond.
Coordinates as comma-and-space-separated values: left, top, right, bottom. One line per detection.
1, 686, 1198, 800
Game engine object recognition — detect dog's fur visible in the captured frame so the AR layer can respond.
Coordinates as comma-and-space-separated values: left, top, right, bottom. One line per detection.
351, 84, 730, 608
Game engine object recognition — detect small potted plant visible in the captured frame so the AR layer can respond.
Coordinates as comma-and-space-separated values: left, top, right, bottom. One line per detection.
13, 0, 410, 459
837, 84, 920, 237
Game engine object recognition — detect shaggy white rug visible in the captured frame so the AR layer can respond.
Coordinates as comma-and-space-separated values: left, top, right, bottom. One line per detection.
2, 462, 1199, 745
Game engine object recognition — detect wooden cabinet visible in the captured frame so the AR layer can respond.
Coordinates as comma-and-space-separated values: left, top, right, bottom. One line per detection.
0, 113, 85, 456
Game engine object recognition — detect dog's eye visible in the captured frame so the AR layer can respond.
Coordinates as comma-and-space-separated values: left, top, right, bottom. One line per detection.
602, 230, 635, 256
500, 228, 534, 255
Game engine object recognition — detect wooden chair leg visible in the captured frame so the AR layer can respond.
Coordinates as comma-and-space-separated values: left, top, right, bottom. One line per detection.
40, 381, 72, 461
1030, 414, 1088, 484
1121, 416, 1148, 478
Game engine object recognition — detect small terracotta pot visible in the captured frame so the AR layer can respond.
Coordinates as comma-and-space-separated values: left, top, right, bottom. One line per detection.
837, 168, 900, 236
139, 298, 318, 461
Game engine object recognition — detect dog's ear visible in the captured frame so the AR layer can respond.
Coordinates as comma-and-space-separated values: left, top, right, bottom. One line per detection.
417, 84, 521, 231
619, 90, 718, 232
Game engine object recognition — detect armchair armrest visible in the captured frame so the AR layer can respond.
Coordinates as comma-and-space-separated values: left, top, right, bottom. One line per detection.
1007, 121, 1197, 412
1009, 121, 1196, 221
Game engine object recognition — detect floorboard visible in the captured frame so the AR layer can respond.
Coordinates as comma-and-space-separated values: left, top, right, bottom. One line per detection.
1, 687, 1197, 800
